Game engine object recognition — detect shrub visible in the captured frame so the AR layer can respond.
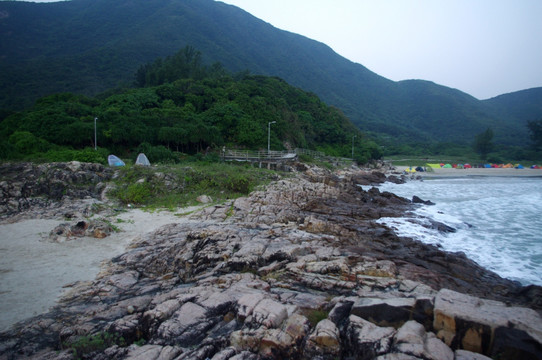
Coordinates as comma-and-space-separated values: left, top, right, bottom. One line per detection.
136, 142, 178, 164
226, 174, 251, 193
66, 332, 126, 359
114, 182, 153, 205
304, 309, 330, 328
8, 131, 51, 155
42, 147, 107, 164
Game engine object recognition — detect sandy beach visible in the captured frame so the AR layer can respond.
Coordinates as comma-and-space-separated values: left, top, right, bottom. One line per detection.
0, 207, 202, 332
395, 165, 542, 177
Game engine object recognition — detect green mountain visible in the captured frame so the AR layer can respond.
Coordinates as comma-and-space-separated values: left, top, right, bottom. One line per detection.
1, 0, 540, 146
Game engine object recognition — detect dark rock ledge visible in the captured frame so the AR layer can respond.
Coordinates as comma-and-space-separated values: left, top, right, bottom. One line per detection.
0, 163, 541, 360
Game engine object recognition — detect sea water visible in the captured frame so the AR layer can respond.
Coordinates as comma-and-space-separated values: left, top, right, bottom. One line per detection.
375, 176, 542, 286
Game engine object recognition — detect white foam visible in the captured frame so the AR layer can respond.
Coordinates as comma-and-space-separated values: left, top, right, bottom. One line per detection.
377, 177, 542, 286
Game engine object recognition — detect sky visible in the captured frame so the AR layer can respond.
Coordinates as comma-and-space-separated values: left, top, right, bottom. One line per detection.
218, 0, 542, 100
21, 0, 542, 99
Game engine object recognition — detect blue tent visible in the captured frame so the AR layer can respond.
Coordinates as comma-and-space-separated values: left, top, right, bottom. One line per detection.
108, 155, 125, 167
516, 164, 524, 169
484, 164, 492, 168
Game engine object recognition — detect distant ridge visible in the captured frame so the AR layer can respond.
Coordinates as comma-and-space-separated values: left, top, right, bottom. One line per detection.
1, 0, 541, 145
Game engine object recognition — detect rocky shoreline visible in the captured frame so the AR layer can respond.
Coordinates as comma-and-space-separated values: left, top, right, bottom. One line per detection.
0, 162, 541, 359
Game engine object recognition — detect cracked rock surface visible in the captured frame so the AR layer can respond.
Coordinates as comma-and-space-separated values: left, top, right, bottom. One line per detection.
0, 163, 541, 360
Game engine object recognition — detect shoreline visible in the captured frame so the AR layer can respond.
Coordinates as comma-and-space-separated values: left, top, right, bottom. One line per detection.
395, 165, 542, 177
377, 174, 542, 287
1, 162, 541, 359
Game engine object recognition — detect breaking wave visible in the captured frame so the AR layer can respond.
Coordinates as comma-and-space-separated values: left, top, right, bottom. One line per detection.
375, 176, 542, 286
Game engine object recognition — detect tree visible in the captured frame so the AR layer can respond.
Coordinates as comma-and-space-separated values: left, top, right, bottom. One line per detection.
473, 128, 494, 160
527, 119, 542, 151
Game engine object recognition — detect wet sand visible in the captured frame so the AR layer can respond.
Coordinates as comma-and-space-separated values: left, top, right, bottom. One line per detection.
0, 208, 201, 332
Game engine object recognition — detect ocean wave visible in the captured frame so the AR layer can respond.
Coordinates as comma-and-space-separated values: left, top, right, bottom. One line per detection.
377, 177, 542, 286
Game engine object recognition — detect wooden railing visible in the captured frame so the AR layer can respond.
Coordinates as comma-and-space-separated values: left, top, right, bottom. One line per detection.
224, 150, 297, 161
223, 148, 354, 163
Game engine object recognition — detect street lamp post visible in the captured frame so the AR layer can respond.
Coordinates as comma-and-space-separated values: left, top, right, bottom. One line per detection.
352, 135, 357, 159
268, 121, 276, 154
94, 117, 98, 150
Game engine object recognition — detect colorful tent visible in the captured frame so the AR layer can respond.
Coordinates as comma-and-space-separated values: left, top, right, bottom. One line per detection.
464, 164, 472, 169
108, 155, 125, 167
484, 164, 492, 168
503, 163, 514, 168
427, 164, 442, 169
515, 164, 525, 169
443, 164, 453, 168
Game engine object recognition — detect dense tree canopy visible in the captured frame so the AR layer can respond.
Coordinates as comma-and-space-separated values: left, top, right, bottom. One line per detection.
527, 119, 542, 151
473, 128, 494, 161
0, 48, 379, 163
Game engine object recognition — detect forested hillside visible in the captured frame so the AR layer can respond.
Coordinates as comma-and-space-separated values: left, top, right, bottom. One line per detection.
1, 0, 541, 148
483, 88, 542, 123
0, 48, 379, 164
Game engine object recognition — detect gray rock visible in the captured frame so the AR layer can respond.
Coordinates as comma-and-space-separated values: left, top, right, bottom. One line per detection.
228, 351, 259, 360
328, 300, 354, 326
394, 320, 453, 360
210, 347, 237, 360
197, 195, 213, 204
251, 298, 289, 328
236, 293, 266, 321
454, 349, 493, 360
345, 315, 396, 360
375, 354, 422, 360
157, 301, 217, 346
351, 297, 416, 328
304, 319, 341, 357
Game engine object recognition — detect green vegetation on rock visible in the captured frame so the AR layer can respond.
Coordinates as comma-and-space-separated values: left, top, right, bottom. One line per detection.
109, 162, 279, 209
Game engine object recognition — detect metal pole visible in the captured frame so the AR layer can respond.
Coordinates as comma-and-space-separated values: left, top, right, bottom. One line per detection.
94, 117, 98, 150
352, 135, 356, 159
268, 121, 276, 154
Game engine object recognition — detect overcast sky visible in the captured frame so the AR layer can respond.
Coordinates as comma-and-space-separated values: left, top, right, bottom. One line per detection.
219, 0, 542, 100
23, 0, 542, 100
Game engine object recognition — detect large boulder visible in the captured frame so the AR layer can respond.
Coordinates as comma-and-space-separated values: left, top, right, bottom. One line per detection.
433, 288, 542, 359
393, 320, 453, 360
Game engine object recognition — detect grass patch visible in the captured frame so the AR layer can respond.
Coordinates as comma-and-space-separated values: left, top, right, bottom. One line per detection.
98, 217, 121, 232
64, 332, 126, 359
116, 218, 134, 224
303, 308, 330, 328
108, 162, 280, 209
